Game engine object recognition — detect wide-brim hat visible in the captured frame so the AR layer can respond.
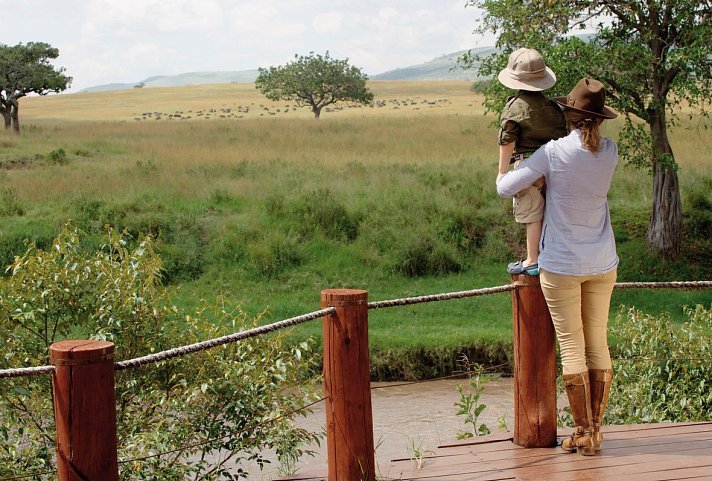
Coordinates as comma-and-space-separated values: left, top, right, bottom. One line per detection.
554, 78, 618, 119
497, 48, 557, 91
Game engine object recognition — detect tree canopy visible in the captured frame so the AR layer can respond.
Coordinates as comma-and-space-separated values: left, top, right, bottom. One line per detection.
463, 0, 712, 258
255, 51, 374, 118
0, 42, 71, 132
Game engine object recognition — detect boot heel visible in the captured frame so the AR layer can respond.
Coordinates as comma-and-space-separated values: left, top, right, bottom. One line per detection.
576, 435, 596, 456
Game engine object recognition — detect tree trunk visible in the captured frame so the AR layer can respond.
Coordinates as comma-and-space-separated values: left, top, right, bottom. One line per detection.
9, 99, 20, 134
312, 105, 321, 119
646, 109, 682, 258
1, 101, 10, 129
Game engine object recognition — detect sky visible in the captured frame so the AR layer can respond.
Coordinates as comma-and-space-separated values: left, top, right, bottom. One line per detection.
4, 0, 496, 92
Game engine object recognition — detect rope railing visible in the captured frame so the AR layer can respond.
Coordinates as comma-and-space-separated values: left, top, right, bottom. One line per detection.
0, 279, 710, 380
367, 284, 516, 309
115, 306, 335, 371
0, 364, 56, 379
614, 280, 712, 289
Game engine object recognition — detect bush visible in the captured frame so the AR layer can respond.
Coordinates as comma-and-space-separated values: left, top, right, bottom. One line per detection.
47, 148, 68, 165
391, 234, 463, 277
685, 188, 712, 238
0, 187, 24, 216
606, 305, 712, 424
246, 232, 304, 277
0, 225, 320, 480
292, 188, 360, 241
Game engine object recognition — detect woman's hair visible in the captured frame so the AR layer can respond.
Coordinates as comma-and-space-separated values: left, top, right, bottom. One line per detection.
565, 110, 603, 153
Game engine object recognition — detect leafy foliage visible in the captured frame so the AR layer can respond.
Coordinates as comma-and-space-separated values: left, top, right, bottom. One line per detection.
454, 361, 493, 439
255, 51, 374, 118
606, 305, 711, 423
0, 42, 71, 132
0, 226, 321, 480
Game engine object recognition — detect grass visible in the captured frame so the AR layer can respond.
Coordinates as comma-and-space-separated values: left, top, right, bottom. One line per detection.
2, 81, 711, 379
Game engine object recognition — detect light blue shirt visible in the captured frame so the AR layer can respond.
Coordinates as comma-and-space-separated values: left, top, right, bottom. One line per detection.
497, 129, 619, 276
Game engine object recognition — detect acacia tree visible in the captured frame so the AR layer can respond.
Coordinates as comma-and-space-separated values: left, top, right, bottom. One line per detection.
255, 51, 374, 118
464, 0, 712, 258
0, 42, 71, 133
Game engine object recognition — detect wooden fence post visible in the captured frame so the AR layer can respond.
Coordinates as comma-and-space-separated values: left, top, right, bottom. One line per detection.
510, 274, 557, 447
50, 340, 119, 481
321, 289, 375, 481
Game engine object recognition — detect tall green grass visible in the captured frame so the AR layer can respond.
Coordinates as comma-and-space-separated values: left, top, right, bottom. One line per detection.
1, 86, 711, 379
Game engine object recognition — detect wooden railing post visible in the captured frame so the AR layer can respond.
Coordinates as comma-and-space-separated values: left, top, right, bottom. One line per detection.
510, 274, 557, 447
321, 289, 375, 481
50, 340, 119, 481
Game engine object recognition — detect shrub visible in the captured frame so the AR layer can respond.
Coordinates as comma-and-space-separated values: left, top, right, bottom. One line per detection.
246, 232, 304, 277
0, 225, 320, 480
0, 187, 24, 216
292, 188, 360, 241
391, 234, 463, 277
606, 305, 711, 424
47, 148, 67, 165
685, 187, 712, 238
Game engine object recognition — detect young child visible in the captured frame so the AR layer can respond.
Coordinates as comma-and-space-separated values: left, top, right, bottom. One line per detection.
496, 48, 566, 275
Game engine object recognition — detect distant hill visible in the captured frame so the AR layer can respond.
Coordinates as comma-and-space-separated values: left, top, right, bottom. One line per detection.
79, 47, 498, 93
371, 47, 498, 81
80, 70, 260, 93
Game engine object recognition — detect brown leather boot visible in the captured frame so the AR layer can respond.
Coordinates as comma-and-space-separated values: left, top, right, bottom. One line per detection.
589, 368, 613, 451
561, 371, 596, 455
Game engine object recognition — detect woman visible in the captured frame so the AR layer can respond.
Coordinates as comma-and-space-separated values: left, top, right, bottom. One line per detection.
496, 78, 618, 456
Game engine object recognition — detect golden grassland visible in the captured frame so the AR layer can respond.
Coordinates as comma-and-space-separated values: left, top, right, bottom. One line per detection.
22, 80, 485, 122
9, 80, 710, 212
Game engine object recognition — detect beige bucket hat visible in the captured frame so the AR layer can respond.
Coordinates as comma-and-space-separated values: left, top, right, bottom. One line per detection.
497, 48, 557, 91
554, 78, 618, 119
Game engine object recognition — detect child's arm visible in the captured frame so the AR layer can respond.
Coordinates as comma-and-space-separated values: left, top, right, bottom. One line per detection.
498, 142, 516, 175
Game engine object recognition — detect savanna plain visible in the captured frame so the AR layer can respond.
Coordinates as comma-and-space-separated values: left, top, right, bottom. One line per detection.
4, 80, 712, 379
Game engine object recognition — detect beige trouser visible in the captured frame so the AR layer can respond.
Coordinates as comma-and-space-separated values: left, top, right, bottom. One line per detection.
540, 269, 617, 375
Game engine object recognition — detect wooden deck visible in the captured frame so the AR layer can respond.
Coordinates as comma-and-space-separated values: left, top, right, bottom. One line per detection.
280, 422, 712, 481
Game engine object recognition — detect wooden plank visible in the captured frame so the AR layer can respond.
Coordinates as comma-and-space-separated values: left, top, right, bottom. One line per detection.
278, 423, 712, 481
430, 423, 712, 457
567, 421, 712, 435
437, 422, 712, 452
438, 432, 515, 448
514, 455, 712, 481
384, 436, 711, 480
397, 447, 712, 481
395, 427, 712, 471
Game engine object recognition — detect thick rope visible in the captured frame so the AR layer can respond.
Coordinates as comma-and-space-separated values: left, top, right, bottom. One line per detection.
114, 307, 335, 371
367, 284, 516, 309
614, 280, 712, 289
1, 280, 710, 379
0, 365, 55, 379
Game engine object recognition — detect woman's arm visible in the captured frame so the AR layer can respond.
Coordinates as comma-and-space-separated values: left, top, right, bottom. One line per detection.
496, 146, 548, 198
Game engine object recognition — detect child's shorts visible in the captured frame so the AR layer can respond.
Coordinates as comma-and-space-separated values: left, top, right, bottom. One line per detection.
513, 176, 545, 223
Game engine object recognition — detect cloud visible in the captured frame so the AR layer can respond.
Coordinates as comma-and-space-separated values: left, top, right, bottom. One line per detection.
228, 3, 307, 38
85, 0, 224, 33
312, 11, 344, 34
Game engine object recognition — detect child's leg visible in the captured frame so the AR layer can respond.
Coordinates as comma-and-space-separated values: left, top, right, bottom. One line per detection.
525, 219, 542, 266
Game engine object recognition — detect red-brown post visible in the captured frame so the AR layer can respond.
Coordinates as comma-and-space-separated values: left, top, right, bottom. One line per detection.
321, 289, 375, 481
50, 340, 119, 481
511, 274, 557, 447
